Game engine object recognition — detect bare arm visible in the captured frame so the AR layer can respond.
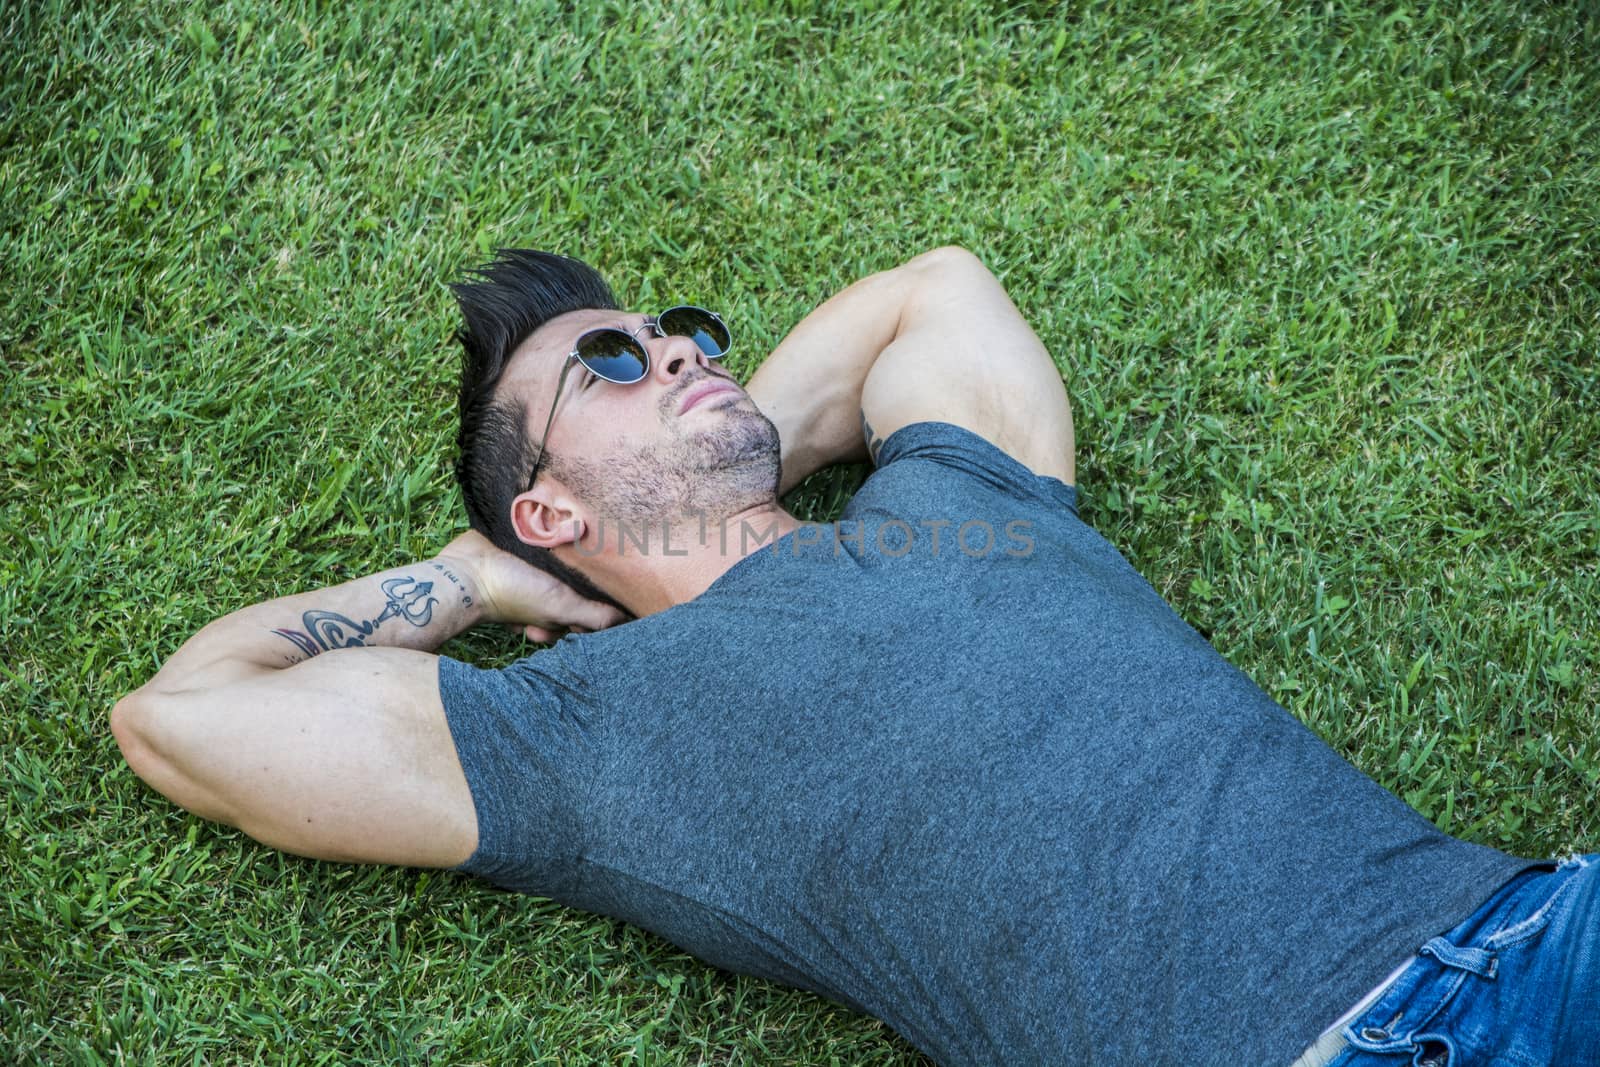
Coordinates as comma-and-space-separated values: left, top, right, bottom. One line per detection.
746, 246, 1075, 493
111, 532, 623, 867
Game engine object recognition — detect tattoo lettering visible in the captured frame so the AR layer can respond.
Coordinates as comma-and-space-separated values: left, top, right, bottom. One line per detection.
429, 561, 475, 609
861, 410, 886, 466
271, 575, 439, 660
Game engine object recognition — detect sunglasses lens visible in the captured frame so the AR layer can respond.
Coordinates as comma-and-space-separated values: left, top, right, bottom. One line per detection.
658, 306, 731, 357
575, 330, 649, 383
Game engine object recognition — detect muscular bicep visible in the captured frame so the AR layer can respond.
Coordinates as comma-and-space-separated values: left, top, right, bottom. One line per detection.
858, 246, 1075, 484
114, 648, 477, 868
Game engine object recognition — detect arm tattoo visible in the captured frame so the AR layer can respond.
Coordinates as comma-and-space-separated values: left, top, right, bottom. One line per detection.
861, 410, 886, 466
271, 575, 439, 661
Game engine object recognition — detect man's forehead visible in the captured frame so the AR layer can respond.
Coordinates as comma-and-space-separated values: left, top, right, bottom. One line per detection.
521, 306, 633, 356
506, 307, 638, 390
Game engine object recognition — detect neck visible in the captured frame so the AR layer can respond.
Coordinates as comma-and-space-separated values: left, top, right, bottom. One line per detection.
557, 500, 802, 617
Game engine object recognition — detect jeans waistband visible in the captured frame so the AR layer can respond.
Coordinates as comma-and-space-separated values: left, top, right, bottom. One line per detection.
1290, 1025, 1353, 1067
1289, 858, 1578, 1067
1290, 959, 1414, 1067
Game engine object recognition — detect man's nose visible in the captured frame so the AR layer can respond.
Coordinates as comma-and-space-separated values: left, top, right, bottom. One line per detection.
649, 332, 713, 384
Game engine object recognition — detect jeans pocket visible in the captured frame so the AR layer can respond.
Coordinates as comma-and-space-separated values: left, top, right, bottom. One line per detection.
1480, 854, 1593, 952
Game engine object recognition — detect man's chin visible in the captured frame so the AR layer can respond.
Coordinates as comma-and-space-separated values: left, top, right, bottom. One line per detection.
681, 408, 782, 505
557, 407, 783, 524
685, 405, 779, 465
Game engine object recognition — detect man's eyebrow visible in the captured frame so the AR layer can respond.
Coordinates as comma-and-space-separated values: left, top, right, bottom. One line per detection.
574, 313, 644, 341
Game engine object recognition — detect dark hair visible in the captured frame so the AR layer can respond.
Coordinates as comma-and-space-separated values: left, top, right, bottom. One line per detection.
451, 249, 625, 610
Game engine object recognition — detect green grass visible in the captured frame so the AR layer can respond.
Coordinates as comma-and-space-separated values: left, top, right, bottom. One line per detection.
3, 0, 1598, 1062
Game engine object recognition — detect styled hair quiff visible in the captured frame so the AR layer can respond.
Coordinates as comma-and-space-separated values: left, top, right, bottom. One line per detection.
451, 249, 624, 610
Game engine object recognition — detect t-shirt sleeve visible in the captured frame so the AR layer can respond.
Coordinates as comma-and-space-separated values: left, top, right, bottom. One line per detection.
865, 420, 1079, 516
437, 638, 601, 895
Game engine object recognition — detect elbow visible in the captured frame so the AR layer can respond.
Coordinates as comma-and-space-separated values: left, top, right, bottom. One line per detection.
111, 690, 187, 805
906, 244, 985, 273
110, 690, 233, 826
891, 246, 998, 320
110, 691, 160, 784
899, 246, 995, 298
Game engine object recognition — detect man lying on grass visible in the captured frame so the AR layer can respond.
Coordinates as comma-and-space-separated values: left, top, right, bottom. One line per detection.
113, 248, 1598, 1067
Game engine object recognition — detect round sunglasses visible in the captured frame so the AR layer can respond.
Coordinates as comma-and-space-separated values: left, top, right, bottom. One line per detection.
526, 305, 732, 488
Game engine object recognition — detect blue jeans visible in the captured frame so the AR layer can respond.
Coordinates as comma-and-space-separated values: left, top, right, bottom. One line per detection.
1329, 853, 1600, 1067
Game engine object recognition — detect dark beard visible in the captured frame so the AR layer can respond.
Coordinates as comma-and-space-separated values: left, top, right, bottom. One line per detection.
546, 401, 782, 525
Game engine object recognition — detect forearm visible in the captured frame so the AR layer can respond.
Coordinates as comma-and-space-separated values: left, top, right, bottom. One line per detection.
746, 257, 919, 493
111, 531, 617, 854
140, 557, 482, 697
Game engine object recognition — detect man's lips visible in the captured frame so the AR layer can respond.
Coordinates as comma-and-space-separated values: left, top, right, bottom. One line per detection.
677, 379, 742, 414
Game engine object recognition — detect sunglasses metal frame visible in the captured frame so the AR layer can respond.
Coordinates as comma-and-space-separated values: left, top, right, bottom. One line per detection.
524, 306, 731, 490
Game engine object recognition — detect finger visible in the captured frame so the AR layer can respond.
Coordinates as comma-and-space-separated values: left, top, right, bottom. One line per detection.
549, 587, 629, 632
577, 602, 629, 631
523, 624, 560, 644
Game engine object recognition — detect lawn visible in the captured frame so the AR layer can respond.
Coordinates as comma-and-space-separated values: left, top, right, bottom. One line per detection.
2, 0, 1597, 1063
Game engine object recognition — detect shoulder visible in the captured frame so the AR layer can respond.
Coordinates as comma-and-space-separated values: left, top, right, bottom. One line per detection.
862, 419, 1078, 517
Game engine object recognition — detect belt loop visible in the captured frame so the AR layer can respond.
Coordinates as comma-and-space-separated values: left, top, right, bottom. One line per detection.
1418, 936, 1498, 978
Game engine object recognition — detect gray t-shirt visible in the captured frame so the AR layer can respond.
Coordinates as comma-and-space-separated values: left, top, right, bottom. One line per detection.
439, 421, 1527, 1066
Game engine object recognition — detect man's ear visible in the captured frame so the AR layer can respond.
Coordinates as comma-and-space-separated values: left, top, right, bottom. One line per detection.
510, 485, 585, 549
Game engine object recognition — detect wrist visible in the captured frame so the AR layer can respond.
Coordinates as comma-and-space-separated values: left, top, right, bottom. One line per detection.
425, 554, 490, 628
